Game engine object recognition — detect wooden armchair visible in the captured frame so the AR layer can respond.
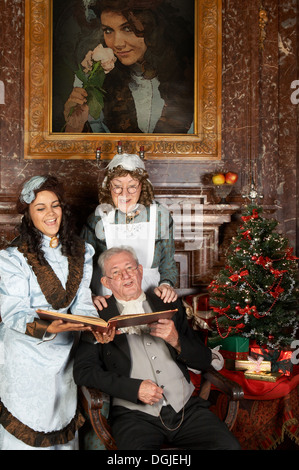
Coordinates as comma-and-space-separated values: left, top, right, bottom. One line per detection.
80, 368, 244, 450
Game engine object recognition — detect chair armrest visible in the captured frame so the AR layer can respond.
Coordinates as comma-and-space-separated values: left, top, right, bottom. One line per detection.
81, 385, 110, 411
80, 386, 117, 450
203, 368, 244, 401
201, 368, 244, 430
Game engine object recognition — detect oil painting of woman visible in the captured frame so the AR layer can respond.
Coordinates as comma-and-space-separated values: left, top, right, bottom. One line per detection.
52, 0, 194, 134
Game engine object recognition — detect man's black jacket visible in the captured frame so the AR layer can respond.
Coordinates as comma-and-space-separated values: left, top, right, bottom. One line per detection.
73, 291, 212, 404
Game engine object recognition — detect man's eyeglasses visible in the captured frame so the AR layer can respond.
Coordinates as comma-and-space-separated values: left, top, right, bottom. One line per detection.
105, 265, 139, 280
110, 183, 140, 195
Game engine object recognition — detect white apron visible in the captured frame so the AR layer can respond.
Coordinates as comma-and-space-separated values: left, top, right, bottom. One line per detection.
100, 204, 160, 294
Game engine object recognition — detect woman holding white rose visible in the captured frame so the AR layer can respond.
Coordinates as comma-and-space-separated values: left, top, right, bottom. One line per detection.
63, 44, 116, 132
63, 0, 194, 134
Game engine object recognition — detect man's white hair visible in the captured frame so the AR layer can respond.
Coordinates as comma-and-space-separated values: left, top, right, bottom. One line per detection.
98, 246, 139, 275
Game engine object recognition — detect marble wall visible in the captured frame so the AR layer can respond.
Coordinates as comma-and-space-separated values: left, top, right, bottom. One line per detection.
0, 1, 298, 261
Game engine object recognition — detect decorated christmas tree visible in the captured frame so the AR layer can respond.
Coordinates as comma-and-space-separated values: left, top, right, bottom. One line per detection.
208, 204, 299, 349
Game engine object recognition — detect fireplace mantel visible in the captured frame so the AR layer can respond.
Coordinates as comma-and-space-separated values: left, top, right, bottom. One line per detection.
156, 191, 240, 294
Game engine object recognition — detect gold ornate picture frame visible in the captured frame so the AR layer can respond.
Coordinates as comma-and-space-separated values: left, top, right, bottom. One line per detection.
24, 0, 222, 161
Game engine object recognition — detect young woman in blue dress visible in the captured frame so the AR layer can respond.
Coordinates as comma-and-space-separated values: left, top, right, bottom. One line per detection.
0, 175, 106, 450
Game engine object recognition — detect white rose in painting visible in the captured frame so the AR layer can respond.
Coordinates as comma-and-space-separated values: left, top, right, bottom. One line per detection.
92, 44, 116, 73
81, 44, 116, 74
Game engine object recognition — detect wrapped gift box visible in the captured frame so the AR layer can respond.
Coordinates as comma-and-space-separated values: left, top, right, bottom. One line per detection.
250, 343, 293, 376
244, 371, 283, 382
183, 294, 216, 336
208, 335, 249, 369
235, 359, 271, 372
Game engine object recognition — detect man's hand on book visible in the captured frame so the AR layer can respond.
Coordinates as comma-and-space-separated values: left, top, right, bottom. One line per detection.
92, 327, 117, 344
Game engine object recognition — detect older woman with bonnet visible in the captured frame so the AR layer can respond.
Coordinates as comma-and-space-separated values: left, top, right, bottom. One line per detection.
0, 175, 106, 450
81, 153, 178, 309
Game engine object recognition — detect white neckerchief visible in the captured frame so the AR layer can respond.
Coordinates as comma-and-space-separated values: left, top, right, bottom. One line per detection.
116, 292, 149, 335
116, 292, 146, 315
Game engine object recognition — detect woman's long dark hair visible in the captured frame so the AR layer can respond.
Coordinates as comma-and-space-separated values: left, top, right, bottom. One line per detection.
92, 0, 194, 82
91, 0, 194, 133
16, 175, 81, 265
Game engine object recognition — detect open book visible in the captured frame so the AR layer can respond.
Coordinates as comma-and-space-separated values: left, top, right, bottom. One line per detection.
36, 308, 178, 333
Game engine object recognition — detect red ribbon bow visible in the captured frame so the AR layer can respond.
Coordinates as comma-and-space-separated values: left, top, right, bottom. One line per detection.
229, 270, 249, 282
210, 305, 231, 316
241, 230, 252, 240
254, 255, 272, 268
269, 267, 287, 278
235, 304, 258, 317
286, 248, 299, 260
241, 209, 259, 222
270, 286, 284, 298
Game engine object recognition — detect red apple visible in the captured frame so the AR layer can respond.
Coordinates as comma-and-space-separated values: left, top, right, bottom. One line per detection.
212, 173, 226, 185
225, 172, 238, 184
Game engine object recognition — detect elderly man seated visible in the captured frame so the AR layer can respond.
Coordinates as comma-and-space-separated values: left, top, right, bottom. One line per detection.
73, 246, 240, 450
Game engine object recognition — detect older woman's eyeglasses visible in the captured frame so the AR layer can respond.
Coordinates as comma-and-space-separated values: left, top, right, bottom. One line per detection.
105, 265, 139, 280
110, 183, 140, 195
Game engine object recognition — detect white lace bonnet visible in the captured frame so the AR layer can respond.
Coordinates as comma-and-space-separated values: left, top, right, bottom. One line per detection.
102, 153, 149, 188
